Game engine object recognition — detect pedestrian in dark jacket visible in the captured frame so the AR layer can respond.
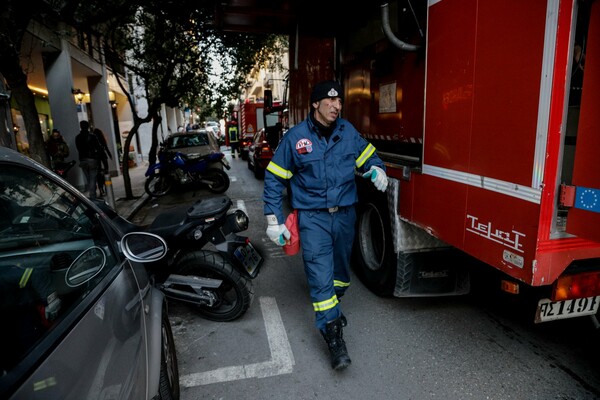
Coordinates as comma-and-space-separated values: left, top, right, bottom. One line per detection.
75, 120, 103, 199
45, 128, 70, 169
263, 80, 388, 370
93, 128, 112, 195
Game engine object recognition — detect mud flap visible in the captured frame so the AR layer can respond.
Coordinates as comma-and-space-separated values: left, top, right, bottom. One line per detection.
393, 249, 470, 297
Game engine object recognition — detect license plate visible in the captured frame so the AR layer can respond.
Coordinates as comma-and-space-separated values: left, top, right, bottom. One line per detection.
535, 296, 600, 323
233, 242, 263, 277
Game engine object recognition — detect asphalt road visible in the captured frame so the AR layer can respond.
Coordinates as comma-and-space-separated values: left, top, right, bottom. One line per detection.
132, 150, 600, 400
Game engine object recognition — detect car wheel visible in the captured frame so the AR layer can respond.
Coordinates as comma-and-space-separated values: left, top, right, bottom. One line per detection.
158, 309, 180, 400
253, 163, 265, 179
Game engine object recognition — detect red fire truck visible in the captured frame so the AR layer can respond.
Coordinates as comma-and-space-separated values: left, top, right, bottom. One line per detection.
238, 101, 264, 160
220, 0, 600, 323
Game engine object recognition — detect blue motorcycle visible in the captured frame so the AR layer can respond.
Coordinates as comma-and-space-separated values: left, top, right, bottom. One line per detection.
144, 147, 231, 197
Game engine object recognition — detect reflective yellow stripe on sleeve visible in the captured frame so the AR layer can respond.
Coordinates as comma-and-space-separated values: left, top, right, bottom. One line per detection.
355, 143, 376, 168
313, 295, 339, 312
266, 161, 293, 180
334, 280, 350, 289
19, 267, 33, 288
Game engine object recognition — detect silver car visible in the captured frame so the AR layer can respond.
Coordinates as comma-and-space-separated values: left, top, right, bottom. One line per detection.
0, 147, 179, 399
165, 129, 220, 159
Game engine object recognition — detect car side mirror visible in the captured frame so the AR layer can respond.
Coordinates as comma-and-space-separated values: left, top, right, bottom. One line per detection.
121, 232, 168, 263
66, 246, 106, 287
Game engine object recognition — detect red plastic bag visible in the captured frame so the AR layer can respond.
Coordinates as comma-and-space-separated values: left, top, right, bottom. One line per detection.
283, 209, 300, 255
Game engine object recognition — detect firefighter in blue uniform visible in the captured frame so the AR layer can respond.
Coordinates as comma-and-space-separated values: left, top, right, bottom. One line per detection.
263, 80, 388, 370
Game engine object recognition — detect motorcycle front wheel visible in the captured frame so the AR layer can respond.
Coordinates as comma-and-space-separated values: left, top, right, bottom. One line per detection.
176, 250, 253, 322
145, 173, 173, 197
202, 168, 230, 193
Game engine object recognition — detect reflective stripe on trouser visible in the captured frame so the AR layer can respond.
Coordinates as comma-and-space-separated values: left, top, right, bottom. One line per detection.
298, 206, 356, 332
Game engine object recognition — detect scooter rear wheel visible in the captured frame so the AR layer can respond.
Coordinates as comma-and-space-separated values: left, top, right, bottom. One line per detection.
145, 174, 173, 197
176, 250, 253, 322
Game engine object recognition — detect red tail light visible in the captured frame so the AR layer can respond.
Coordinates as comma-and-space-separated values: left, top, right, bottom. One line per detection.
552, 271, 600, 301
257, 143, 272, 157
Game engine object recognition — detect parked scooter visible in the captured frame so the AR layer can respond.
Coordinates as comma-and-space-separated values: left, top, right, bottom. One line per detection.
145, 146, 231, 197
96, 194, 263, 322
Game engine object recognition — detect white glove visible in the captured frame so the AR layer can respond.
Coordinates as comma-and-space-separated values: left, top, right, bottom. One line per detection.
266, 215, 291, 246
363, 166, 388, 192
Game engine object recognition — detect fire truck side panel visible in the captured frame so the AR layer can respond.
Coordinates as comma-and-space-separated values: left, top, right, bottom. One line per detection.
463, 187, 540, 284
408, 173, 468, 250
424, 0, 476, 172
567, 1, 600, 243
469, 1, 546, 185
425, 0, 546, 184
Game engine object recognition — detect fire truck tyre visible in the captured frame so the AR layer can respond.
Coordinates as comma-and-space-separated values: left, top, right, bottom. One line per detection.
203, 168, 230, 193
352, 196, 396, 297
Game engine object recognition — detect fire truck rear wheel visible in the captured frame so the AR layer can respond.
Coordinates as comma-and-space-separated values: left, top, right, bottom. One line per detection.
352, 190, 396, 297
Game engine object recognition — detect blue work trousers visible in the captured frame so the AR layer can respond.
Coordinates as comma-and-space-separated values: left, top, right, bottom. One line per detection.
298, 206, 356, 332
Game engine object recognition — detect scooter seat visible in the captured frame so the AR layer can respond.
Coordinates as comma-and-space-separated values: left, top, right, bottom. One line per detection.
149, 205, 190, 238
186, 195, 231, 219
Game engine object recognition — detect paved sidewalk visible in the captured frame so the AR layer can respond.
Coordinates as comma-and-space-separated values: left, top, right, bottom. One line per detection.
103, 162, 150, 220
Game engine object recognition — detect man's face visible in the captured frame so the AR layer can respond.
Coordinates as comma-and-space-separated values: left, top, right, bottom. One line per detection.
313, 97, 342, 127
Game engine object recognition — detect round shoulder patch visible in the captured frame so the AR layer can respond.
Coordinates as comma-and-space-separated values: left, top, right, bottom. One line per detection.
295, 138, 313, 154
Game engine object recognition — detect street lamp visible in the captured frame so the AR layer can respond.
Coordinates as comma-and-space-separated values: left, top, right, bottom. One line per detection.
71, 88, 84, 103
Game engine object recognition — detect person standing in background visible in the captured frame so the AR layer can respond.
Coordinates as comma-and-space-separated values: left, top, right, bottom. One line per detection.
75, 120, 103, 199
45, 128, 70, 170
93, 128, 112, 196
227, 119, 240, 158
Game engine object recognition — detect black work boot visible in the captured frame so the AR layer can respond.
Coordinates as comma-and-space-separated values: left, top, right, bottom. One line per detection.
321, 317, 351, 370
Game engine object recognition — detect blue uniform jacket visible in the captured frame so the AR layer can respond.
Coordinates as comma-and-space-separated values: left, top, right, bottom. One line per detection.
263, 116, 385, 223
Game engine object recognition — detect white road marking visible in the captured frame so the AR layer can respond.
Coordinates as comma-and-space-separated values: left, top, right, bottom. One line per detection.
180, 296, 295, 387
236, 199, 246, 214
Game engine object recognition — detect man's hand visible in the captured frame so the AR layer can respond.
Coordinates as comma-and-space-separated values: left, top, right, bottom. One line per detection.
266, 215, 291, 246
362, 166, 388, 192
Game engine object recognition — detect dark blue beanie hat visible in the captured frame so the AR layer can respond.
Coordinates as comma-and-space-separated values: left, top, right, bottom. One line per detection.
310, 80, 344, 104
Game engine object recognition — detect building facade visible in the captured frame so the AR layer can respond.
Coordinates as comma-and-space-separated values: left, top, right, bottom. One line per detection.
6, 18, 183, 191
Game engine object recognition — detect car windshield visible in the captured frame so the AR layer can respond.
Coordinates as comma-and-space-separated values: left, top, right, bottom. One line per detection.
167, 132, 210, 149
